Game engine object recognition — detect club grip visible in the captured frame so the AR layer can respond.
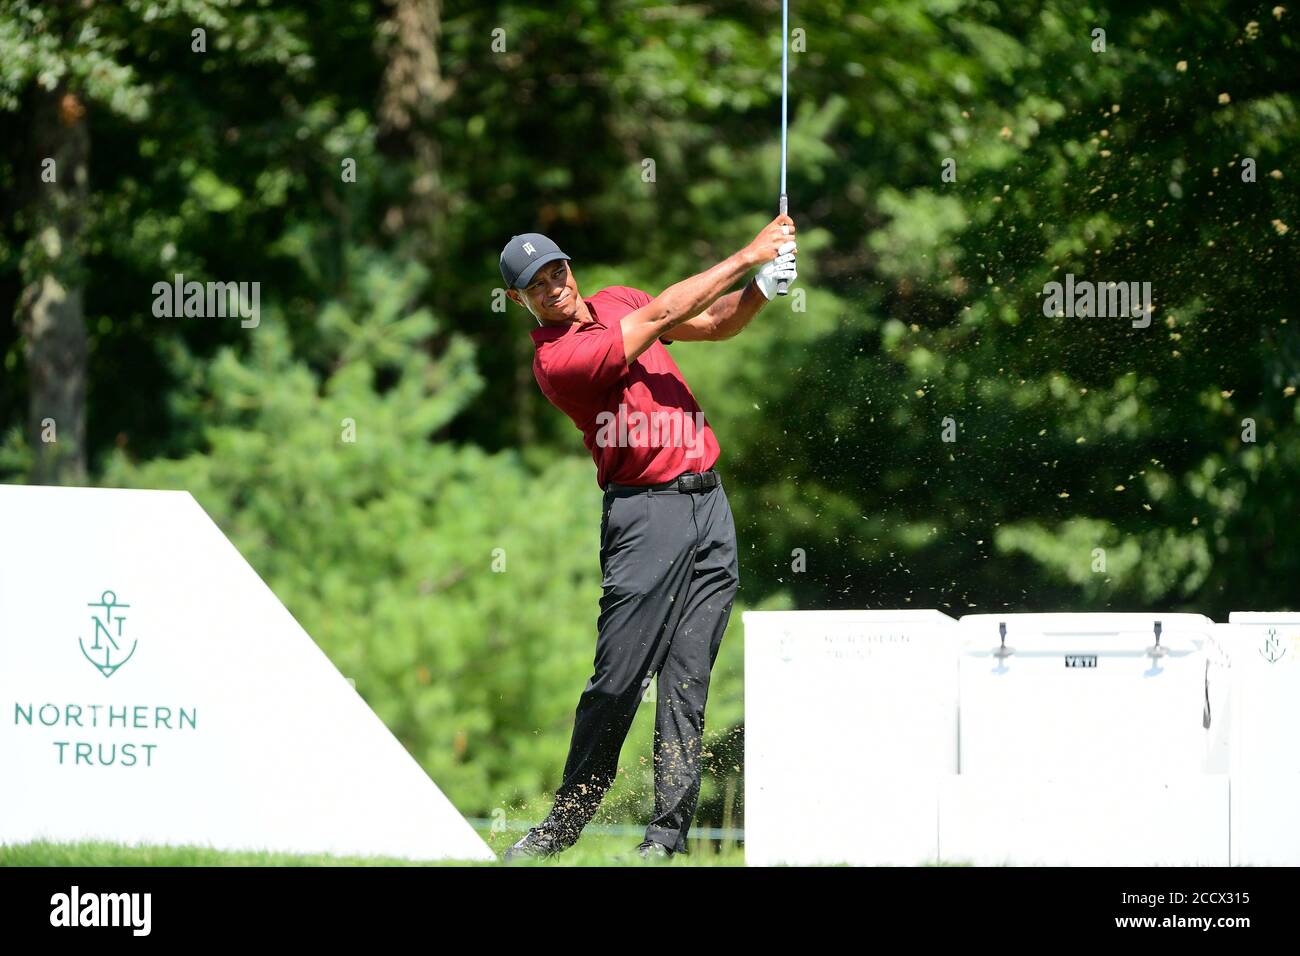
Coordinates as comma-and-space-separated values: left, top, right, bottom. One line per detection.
777, 194, 790, 296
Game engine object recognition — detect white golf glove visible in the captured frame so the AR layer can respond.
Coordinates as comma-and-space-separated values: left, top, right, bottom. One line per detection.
754, 240, 797, 300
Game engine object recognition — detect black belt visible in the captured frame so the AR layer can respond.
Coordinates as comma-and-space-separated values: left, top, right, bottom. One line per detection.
604, 468, 720, 496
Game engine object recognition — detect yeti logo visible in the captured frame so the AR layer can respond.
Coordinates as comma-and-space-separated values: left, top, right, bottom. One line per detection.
522, 241, 537, 256
80, 590, 138, 678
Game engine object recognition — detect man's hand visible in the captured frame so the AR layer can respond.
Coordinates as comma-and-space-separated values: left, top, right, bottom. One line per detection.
742, 213, 797, 268
753, 242, 797, 300
618, 212, 798, 363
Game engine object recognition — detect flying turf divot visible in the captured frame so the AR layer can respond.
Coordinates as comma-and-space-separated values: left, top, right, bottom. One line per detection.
0, 484, 495, 863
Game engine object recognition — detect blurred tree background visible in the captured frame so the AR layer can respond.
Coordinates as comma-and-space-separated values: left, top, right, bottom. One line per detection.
1, 0, 1296, 840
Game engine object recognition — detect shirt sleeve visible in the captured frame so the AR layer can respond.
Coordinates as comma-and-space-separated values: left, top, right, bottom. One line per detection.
605, 286, 676, 343
538, 319, 628, 395
605, 285, 654, 310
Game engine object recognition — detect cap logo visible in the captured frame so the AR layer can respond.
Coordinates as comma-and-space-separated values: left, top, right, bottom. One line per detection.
522, 241, 536, 256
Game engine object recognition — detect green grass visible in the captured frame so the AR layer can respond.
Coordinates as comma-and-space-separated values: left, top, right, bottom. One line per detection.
0, 833, 747, 867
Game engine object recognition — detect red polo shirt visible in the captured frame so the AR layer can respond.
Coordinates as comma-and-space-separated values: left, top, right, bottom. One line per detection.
530, 285, 721, 489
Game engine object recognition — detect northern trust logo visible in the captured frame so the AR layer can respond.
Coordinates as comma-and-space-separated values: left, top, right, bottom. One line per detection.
1260, 628, 1287, 664
11, 589, 198, 767
80, 590, 136, 678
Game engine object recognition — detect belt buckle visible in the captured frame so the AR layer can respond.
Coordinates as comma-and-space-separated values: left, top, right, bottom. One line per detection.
678, 473, 702, 493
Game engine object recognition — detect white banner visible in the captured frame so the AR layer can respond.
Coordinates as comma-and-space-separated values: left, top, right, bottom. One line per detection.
744, 609, 959, 866
0, 485, 494, 862
1224, 612, 1300, 865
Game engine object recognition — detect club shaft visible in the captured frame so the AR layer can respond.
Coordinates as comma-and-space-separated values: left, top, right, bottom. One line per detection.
780, 0, 788, 197
776, 0, 791, 295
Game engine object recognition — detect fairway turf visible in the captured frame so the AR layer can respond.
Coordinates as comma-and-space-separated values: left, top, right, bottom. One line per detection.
0, 834, 747, 867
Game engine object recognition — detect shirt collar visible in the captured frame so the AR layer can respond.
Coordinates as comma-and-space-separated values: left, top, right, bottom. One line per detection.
528, 296, 601, 345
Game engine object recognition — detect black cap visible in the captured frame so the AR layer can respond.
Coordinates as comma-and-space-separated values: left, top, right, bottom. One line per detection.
500, 233, 570, 290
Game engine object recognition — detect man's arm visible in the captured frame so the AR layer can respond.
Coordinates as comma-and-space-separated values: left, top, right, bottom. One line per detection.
621, 214, 795, 364
662, 279, 769, 342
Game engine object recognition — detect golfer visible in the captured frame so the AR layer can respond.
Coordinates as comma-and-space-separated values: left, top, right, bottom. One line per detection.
499, 214, 797, 861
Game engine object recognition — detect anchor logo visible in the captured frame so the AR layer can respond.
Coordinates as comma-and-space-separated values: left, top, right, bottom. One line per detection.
79, 590, 137, 678
1260, 627, 1286, 665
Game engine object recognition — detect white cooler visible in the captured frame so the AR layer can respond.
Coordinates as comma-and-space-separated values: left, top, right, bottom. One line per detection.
943, 613, 1229, 865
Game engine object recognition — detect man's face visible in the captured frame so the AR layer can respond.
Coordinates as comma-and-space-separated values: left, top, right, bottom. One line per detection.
509, 259, 581, 323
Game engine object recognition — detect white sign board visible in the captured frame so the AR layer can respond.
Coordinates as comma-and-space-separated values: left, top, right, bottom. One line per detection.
1224, 612, 1300, 865
0, 485, 495, 862
744, 609, 958, 866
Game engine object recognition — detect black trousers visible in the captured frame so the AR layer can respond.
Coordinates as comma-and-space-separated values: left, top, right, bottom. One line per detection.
544, 470, 739, 854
